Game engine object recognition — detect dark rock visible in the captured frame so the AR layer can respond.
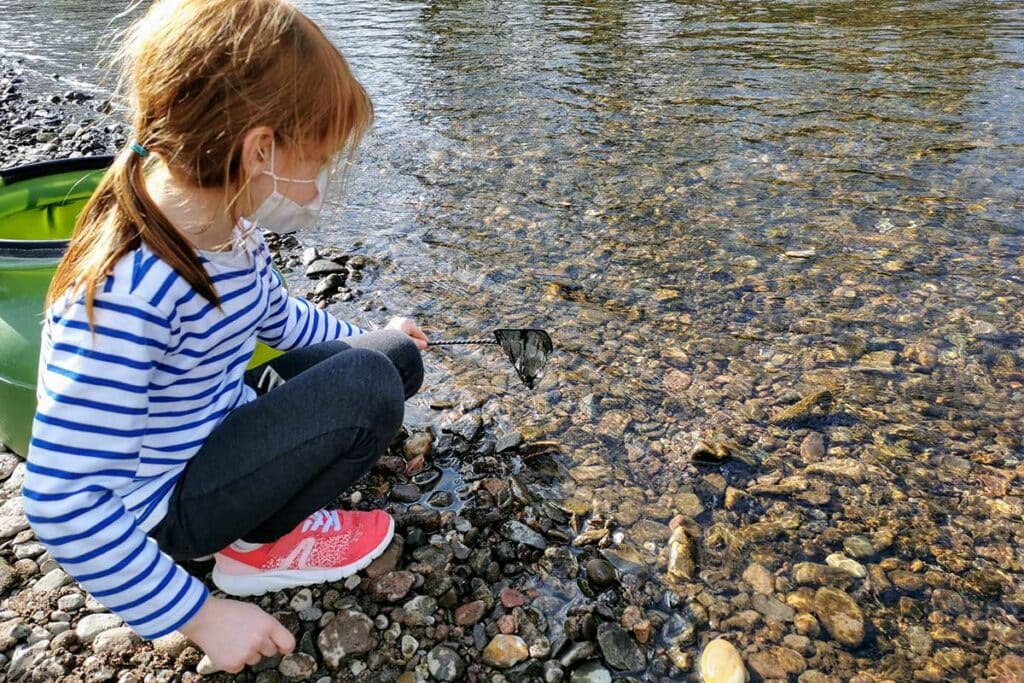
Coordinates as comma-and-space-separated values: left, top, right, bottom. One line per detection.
585, 558, 617, 589
502, 520, 547, 550
596, 623, 645, 671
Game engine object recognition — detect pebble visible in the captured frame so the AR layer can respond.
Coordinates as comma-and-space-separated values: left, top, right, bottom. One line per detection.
0, 518, 29, 540
843, 536, 875, 558
800, 432, 826, 460
501, 520, 547, 550
372, 570, 416, 602
742, 563, 775, 594
826, 552, 867, 578
317, 609, 376, 669
75, 613, 123, 643
455, 600, 487, 626
196, 655, 218, 675
570, 661, 613, 683
288, 588, 313, 612
596, 622, 645, 671
427, 645, 465, 681
402, 595, 438, 625
586, 558, 617, 588
400, 633, 418, 659
304, 258, 346, 278
278, 652, 317, 681
482, 634, 529, 668
813, 587, 866, 647
32, 568, 70, 593
57, 593, 85, 611
499, 587, 527, 608
667, 527, 696, 579
92, 626, 140, 653
391, 483, 422, 503
700, 638, 746, 683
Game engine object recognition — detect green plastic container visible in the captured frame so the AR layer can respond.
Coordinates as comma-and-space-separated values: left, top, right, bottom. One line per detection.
0, 156, 281, 457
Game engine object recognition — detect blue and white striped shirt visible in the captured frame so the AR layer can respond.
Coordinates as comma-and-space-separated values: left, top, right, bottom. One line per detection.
22, 225, 363, 639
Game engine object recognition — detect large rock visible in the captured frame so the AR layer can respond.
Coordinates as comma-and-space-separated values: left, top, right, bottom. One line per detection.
700, 638, 746, 683
596, 622, 645, 671
813, 587, 866, 647
317, 609, 376, 669
482, 634, 529, 668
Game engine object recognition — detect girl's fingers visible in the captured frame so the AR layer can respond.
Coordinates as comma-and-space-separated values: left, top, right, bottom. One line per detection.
259, 638, 279, 658
270, 624, 296, 654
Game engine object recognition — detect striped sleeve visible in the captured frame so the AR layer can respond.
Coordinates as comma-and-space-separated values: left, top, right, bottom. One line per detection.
22, 291, 208, 640
257, 260, 365, 351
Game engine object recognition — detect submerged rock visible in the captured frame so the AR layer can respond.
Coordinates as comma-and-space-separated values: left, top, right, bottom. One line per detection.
700, 638, 747, 683
813, 587, 866, 647
667, 527, 696, 580
597, 622, 645, 671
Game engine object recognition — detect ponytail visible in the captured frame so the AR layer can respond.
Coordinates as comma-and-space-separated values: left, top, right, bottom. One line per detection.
46, 145, 221, 328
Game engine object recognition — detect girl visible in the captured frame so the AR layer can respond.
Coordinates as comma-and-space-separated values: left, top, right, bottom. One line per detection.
22, 0, 428, 673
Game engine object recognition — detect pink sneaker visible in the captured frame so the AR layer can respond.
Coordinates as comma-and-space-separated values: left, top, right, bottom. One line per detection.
211, 508, 395, 596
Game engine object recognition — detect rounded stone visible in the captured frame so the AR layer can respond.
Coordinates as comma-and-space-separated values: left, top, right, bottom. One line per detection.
482, 634, 529, 668
700, 638, 746, 683
75, 613, 123, 644
426, 644, 465, 681
586, 558, 617, 589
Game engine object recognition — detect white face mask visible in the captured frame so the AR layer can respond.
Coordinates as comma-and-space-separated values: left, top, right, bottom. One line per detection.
247, 139, 330, 233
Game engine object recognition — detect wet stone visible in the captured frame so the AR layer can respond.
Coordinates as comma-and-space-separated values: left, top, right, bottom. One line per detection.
700, 638, 746, 683
570, 661, 613, 683
752, 592, 796, 622
596, 622, 645, 671
481, 634, 529, 669
586, 558, 617, 588
304, 259, 346, 278
391, 483, 421, 503
748, 646, 807, 679
501, 520, 547, 550
743, 562, 775, 594
813, 587, 866, 647
843, 536, 875, 558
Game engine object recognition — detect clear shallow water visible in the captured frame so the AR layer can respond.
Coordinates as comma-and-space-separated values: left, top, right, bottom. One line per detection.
2, 0, 1023, 675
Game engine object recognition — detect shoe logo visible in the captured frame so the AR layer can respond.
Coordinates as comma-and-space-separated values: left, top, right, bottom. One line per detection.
301, 509, 342, 533
280, 537, 317, 569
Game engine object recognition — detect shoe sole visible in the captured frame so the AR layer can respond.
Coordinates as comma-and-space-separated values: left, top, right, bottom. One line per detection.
211, 515, 395, 597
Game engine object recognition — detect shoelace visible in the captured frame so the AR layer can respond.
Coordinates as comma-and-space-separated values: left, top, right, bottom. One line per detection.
300, 509, 342, 534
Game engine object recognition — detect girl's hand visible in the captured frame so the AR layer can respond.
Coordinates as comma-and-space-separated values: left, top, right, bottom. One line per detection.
385, 316, 429, 351
179, 596, 295, 673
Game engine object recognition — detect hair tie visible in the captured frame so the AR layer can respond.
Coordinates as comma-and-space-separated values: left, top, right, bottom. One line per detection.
129, 142, 150, 158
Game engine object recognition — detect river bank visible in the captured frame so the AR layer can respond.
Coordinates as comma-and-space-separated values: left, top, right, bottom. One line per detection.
2, 54, 1024, 683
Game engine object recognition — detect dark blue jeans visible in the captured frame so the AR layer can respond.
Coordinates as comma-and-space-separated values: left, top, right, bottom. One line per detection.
148, 330, 423, 559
